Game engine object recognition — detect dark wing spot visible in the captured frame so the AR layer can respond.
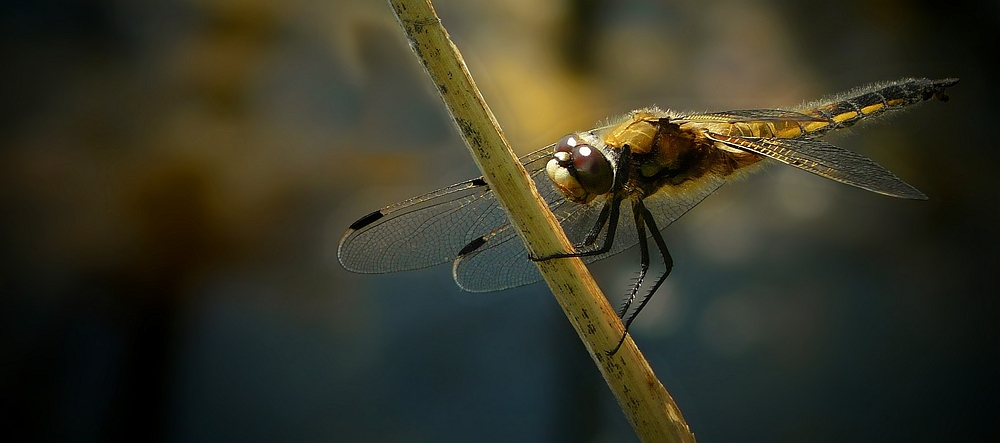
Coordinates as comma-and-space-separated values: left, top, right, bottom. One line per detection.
348, 210, 384, 230
457, 236, 488, 257
471, 177, 488, 187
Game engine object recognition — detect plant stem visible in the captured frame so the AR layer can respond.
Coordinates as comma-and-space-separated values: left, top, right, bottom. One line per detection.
385, 1, 696, 441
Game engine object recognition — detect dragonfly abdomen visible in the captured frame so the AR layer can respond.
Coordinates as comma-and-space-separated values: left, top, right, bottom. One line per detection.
796, 77, 958, 135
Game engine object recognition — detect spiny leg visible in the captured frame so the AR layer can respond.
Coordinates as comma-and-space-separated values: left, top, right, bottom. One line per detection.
627, 203, 674, 330
618, 200, 650, 319
609, 200, 674, 355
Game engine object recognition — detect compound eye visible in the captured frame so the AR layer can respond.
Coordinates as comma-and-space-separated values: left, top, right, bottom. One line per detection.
554, 134, 580, 155
571, 144, 613, 195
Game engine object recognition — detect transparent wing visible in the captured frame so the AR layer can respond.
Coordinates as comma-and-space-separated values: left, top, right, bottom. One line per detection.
453, 173, 726, 292
337, 145, 554, 274
628, 174, 727, 247
706, 133, 926, 199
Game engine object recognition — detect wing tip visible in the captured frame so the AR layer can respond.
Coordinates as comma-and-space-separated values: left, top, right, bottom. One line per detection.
336, 233, 362, 273
875, 184, 928, 200
338, 211, 385, 273
893, 179, 928, 200
893, 192, 929, 201
452, 236, 489, 292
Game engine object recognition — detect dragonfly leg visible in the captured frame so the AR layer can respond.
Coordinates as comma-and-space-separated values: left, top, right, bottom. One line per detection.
582, 201, 613, 247
531, 196, 622, 260
609, 200, 674, 355
618, 200, 650, 319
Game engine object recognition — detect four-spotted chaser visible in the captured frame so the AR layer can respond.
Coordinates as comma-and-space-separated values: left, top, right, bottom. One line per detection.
339, 77, 957, 351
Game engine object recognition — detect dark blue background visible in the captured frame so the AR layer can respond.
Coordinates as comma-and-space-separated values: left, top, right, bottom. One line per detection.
1, 0, 996, 442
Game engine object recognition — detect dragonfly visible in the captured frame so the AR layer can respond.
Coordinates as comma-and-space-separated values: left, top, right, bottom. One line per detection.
339, 77, 958, 352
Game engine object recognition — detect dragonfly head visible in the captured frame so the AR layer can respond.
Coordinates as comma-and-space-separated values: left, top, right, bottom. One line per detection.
546, 133, 614, 204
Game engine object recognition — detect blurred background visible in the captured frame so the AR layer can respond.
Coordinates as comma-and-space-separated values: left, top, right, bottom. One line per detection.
1, 0, 997, 442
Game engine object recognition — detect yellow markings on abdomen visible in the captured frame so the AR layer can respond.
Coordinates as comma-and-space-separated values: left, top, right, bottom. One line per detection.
887, 98, 905, 106
861, 103, 884, 114
803, 121, 830, 133
832, 111, 859, 123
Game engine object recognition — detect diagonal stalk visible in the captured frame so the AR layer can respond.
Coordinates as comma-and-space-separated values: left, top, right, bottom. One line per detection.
385, 1, 695, 441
